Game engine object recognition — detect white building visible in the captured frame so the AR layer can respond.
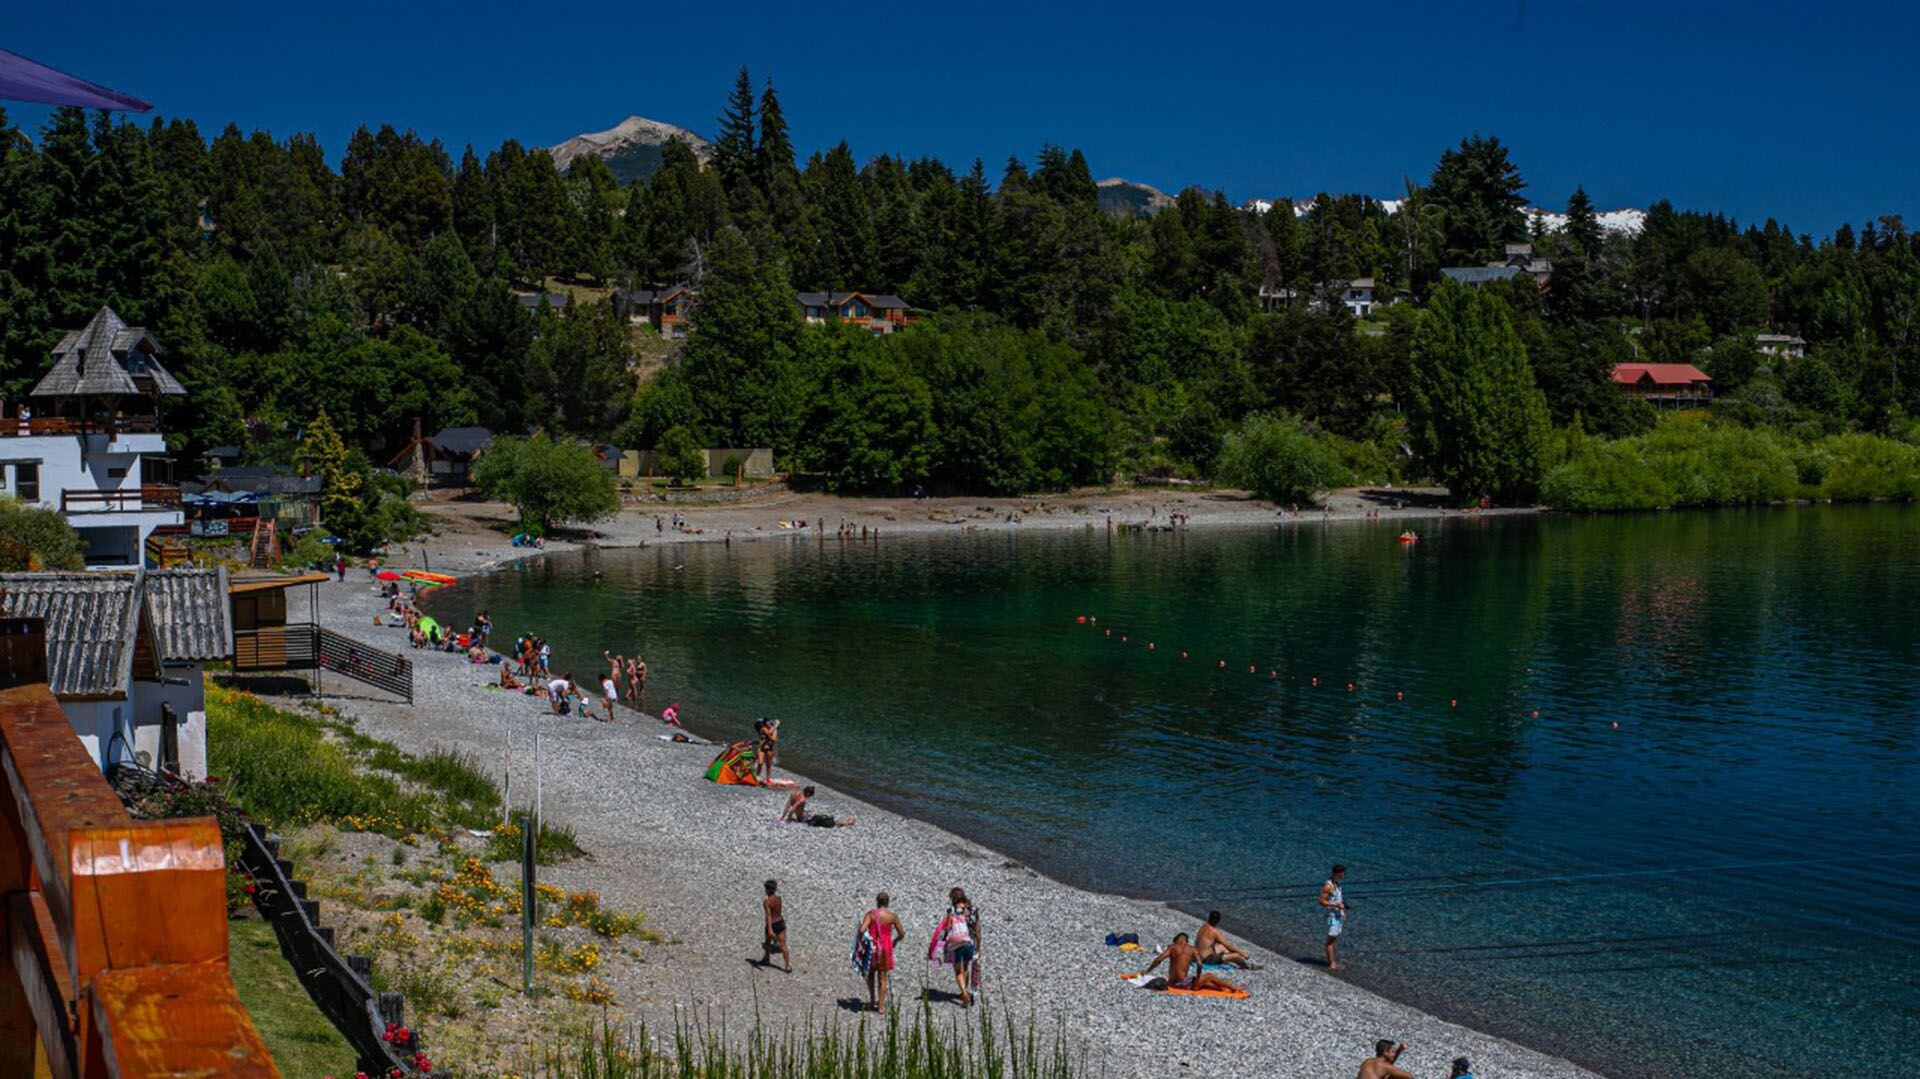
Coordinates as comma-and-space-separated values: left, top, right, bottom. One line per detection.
1756, 332, 1808, 361
2, 307, 186, 568
0, 568, 231, 779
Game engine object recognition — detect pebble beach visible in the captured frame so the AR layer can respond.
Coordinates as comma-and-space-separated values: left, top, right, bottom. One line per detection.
289, 510, 1596, 1079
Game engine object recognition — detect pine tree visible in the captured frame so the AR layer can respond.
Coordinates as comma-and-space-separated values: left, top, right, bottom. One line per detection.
39, 108, 101, 326
1563, 186, 1602, 261
757, 78, 808, 267
1427, 134, 1528, 264
1404, 282, 1552, 502
713, 67, 758, 197
814, 142, 876, 287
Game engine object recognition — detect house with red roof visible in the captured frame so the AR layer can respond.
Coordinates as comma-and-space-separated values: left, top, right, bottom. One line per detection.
1611, 363, 1713, 407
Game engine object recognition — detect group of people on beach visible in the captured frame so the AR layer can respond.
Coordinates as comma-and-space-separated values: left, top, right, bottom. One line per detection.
759, 884, 982, 1011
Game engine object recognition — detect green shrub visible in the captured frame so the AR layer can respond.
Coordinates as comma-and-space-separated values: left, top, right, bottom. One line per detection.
656, 426, 706, 485
0, 495, 84, 569
1214, 413, 1348, 504
1542, 415, 1920, 511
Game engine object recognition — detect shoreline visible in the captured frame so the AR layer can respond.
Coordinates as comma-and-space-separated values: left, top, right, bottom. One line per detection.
294, 495, 1596, 1078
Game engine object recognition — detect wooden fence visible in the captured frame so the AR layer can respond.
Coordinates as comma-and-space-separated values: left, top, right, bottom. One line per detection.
239, 823, 433, 1077
0, 617, 278, 1077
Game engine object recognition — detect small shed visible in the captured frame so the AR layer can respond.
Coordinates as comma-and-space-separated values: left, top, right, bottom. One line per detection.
0, 568, 229, 777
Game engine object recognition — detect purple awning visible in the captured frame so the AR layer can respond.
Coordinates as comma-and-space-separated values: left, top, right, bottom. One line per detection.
0, 48, 150, 111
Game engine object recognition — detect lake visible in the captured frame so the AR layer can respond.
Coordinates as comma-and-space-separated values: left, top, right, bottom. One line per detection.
431, 507, 1920, 1075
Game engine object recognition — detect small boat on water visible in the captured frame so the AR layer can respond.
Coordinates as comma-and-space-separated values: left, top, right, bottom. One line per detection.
1398, 530, 1419, 544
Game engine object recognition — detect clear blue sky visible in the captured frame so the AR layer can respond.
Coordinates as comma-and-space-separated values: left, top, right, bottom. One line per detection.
8, 1, 1916, 236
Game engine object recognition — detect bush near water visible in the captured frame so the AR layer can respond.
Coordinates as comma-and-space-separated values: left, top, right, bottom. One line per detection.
1543, 415, 1920, 511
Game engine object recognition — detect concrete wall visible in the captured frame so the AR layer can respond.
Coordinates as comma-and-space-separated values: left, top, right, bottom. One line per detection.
619, 447, 775, 480
57, 665, 208, 779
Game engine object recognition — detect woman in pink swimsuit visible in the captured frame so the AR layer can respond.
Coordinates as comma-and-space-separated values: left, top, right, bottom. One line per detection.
858, 892, 904, 1011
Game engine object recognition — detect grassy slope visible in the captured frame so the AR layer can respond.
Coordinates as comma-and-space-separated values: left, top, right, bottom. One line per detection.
229, 919, 359, 1078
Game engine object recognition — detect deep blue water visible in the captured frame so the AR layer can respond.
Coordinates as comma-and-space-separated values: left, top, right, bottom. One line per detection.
431, 507, 1920, 1075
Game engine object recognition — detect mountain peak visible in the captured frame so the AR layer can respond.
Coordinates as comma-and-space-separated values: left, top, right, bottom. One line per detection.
545, 115, 711, 183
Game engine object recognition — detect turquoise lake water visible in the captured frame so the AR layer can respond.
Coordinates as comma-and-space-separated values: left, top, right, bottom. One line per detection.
430, 507, 1920, 1075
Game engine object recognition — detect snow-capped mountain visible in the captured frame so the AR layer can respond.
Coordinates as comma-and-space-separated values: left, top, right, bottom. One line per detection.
1244, 196, 1645, 236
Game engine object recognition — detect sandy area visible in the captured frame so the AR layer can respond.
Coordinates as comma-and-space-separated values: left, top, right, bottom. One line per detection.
286, 488, 1590, 1078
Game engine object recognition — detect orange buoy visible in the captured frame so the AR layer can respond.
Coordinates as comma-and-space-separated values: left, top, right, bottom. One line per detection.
1346, 682, 1354, 692
1076, 615, 1087, 624
1531, 710, 1540, 718
1450, 699, 1458, 708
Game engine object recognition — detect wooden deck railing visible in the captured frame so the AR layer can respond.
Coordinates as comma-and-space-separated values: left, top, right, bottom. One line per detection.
0, 618, 278, 1077
0, 416, 162, 438
60, 486, 182, 514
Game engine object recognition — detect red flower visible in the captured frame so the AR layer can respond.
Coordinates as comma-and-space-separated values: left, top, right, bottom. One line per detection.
203, 775, 220, 784
245, 884, 257, 894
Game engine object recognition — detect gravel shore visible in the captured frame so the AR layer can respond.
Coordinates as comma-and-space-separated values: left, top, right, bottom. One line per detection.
291, 514, 1595, 1079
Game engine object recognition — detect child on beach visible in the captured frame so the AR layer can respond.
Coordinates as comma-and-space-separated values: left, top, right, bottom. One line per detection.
856, 894, 904, 1011
929, 887, 980, 1007
761, 880, 791, 973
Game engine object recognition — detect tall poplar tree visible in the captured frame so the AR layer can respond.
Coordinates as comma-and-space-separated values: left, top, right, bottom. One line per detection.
1405, 282, 1552, 502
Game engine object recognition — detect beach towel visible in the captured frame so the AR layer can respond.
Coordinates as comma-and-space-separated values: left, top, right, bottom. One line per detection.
850, 930, 875, 976
1117, 973, 1248, 1000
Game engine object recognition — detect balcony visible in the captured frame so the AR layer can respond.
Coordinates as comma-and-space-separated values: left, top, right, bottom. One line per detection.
60, 485, 181, 514
1, 415, 161, 438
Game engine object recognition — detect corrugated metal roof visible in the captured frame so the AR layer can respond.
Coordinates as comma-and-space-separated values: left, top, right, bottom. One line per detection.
0, 572, 143, 697
30, 306, 186, 399
144, 567, 232, 662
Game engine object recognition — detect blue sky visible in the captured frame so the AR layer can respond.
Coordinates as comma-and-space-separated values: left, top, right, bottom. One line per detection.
8, 1, 1917, 235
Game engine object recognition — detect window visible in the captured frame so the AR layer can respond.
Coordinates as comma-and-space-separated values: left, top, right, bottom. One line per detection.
16, 463, 38, 502
108, 466, 128, 479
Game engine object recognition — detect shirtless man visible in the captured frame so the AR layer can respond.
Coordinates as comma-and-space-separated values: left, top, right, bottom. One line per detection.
1134, 933, 1243, 994
1357, 1040, 1412, 1079
1195, 910, 1258, 970
784, 786, 855, 827
761, 879, 791, 973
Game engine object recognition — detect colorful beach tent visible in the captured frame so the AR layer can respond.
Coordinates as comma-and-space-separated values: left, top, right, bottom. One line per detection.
0, 48, 150, 111
704, 741, 761, 785
415, 616, 440, 638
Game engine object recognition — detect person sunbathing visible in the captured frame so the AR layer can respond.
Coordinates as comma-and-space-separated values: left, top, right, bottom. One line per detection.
782, 786, 855, 827
1134, 933, 1243, 994
499, 664, 522, 690
1195, 910, 1258, 969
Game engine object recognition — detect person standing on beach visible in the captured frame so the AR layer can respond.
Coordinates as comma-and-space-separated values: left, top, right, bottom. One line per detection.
858, 893, 904, 1011
598, 669, 619, 722
625, 655, 643, 701
754, 717, 779, 783
1357, 1040, 1412, 1079
761, 880, 791, 973
1321, 865, 1349, 970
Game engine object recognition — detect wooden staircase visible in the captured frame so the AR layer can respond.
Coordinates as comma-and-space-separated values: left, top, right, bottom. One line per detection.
248, 519, 279, 567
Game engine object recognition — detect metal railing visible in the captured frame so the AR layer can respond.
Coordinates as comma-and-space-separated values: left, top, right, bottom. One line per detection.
0, 415, 162, 438
233, 626, 413, 703
0, 617, 278, 1077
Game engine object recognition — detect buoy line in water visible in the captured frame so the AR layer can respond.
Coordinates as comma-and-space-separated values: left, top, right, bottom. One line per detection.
1074, 613, 1602, 724
1147, 849, 1920, 906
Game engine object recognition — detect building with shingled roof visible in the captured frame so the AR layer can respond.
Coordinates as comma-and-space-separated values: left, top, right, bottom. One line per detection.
0, 567, 230, 777
2, 306, 186, 567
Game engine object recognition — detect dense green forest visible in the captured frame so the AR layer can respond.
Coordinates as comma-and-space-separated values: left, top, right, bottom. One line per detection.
2, 68, 1918, 510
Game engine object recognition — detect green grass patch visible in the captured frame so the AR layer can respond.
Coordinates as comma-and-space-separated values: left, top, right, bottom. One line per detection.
228, 919, 358, 1077
208, 683, 579, 858
540, 1005, 1090, 1078
208, 682, 433, 834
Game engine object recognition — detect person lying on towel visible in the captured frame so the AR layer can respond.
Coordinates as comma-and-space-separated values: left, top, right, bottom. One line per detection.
1132, 933, 1244, 994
